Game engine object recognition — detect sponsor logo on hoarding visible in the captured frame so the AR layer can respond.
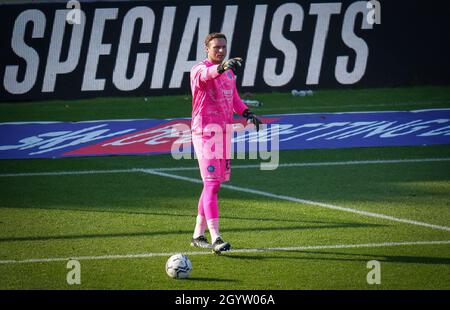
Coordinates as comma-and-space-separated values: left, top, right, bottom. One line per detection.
0, 110, 449, 159
1, 1, 375, 100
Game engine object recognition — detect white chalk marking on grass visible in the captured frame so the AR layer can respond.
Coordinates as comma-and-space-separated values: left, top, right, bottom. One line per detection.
1, 240, 449, 265
142, 169, 450, 233
0, 169, 140, 178
1, 157, 450, 177
241, 240, 450, 253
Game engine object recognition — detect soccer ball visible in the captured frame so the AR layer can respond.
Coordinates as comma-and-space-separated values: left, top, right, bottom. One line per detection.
165, 254, 192, 279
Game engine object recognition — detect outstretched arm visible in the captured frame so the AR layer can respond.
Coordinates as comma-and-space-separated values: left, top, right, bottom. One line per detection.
192, 58, 244, 85
193, 64, 221, 84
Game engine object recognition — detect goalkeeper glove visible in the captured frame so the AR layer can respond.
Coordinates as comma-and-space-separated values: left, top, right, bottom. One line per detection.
217, 57, 244, 74
242, 109, 262, 132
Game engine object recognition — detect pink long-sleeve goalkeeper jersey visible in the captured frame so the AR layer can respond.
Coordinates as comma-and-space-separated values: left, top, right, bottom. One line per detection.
190, 59, 248, 134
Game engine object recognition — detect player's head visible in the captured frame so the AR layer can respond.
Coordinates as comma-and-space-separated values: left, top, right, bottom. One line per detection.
205, 32, 227, 64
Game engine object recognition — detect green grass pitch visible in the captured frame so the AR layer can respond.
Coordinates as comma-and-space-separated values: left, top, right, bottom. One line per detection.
0, 85, 449, 289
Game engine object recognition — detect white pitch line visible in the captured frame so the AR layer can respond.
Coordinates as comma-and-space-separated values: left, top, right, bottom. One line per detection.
142, 169, 450, 233
0, 168, 140, 178
1, 157, 450, 177
1, 240, 449, 265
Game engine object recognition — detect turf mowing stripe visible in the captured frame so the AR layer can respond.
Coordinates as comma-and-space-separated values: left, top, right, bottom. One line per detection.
1, 240, 449, 265
141, 170, 450, 233
1, 157, 450, 177
153, 157, 450, 171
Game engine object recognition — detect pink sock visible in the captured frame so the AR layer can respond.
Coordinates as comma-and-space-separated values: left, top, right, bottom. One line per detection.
207, 218, 220, 243
193, 191, 206, 238
193, 215, 207, 239
197, 191, 205, 217
202, 180, 220, 220
202, 180, 221, 242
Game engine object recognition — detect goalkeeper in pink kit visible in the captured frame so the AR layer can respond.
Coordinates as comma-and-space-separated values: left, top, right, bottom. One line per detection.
190, 33, 262, 253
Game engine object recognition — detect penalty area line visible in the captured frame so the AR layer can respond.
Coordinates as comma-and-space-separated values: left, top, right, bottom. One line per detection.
0, 240, 449, 265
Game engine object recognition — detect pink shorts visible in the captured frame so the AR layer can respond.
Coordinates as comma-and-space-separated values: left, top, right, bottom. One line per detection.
192, 133, 231, 183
